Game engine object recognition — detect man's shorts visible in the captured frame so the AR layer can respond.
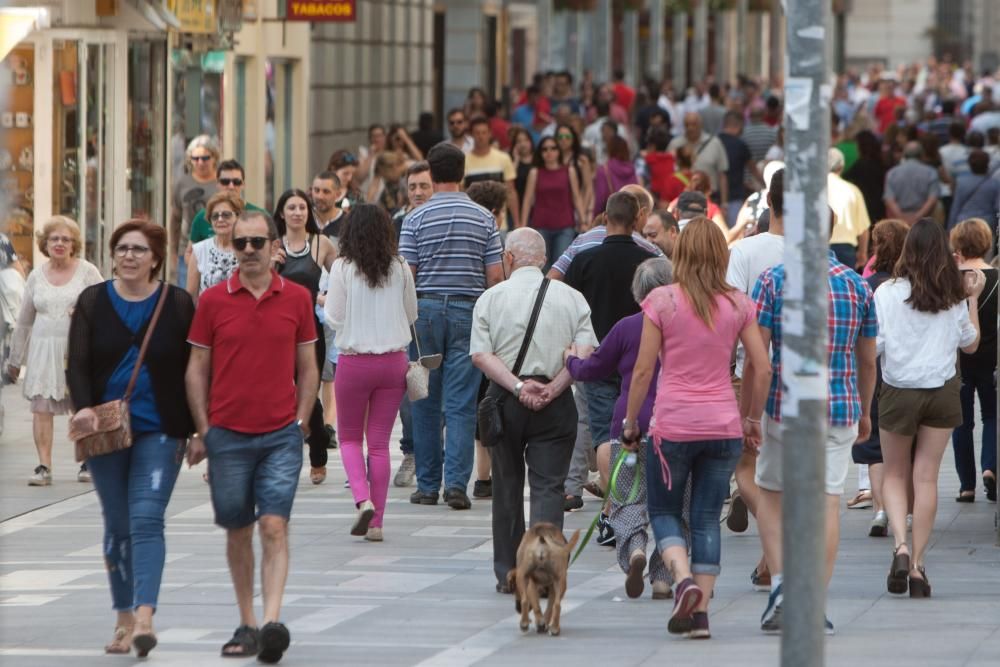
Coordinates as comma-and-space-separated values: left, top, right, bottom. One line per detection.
879, 377, 962, 436
583, 379, 620, 448
204, 421, 303, 529
755, 416, 858, 496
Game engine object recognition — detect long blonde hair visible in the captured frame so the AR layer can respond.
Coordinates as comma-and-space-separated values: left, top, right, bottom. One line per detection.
672, 216, 736, 328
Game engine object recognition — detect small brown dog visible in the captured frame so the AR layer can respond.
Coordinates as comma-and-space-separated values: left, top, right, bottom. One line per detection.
506, 523, 581, 636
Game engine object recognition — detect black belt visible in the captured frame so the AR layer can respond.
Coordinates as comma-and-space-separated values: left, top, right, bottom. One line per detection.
417, 292, 478, 302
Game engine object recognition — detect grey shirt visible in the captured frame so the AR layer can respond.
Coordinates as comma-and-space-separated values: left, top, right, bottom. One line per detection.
667, 132, 729, 192
884, 159, 940, 213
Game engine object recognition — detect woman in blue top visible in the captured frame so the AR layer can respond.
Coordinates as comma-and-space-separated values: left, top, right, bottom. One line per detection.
67, 219, 195, 657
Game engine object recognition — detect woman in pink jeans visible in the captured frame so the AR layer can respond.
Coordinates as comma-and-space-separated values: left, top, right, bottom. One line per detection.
325, 204, 417, 541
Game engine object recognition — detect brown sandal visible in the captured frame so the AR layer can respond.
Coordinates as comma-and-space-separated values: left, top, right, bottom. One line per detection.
887, 545, 910, 595
104, 626, 132, 654
908, 565, 931, 598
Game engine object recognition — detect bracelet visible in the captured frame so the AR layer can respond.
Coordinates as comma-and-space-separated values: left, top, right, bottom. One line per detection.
744, 417, 761, 424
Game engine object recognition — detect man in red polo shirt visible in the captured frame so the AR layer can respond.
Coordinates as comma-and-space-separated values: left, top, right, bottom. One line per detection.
185, 210, 317, 663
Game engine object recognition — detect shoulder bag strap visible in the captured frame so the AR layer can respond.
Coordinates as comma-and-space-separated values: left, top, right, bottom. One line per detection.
512, 278, 550, 377
123, 283, 170, 401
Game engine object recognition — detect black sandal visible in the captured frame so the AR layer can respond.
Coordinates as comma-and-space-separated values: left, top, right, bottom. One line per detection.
257, 622, 290, 664
984, 475, 997, 502
887, 545, 910, 595
908, 565, 931, 598
221, 625, 258, 658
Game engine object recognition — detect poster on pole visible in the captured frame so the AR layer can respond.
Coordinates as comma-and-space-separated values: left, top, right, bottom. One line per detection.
286, 0, 356, 21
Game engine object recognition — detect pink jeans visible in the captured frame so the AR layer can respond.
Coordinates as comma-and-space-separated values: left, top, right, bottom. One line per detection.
334, 351, 408, 528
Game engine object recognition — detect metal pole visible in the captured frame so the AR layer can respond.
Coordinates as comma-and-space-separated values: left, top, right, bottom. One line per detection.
623, 8, 639, 86
692, 0, 708, 83
782, 0, 829, 665
648, 0, 665, 82
594, 0, 612, 83
671, 11, 687, 89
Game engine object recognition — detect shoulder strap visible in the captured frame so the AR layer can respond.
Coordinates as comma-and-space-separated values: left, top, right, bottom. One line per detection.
512, 278, 550, 377
123, 283, 169, 401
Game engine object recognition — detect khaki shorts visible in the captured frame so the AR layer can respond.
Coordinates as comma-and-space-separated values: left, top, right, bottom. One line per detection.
878, 377, 962, 436
755, 416, 858, 496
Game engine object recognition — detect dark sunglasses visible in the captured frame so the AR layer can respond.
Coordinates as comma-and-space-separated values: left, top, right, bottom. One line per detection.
219, 178, 243, 186
232, 236, 269, 251
191, 155, 213, 162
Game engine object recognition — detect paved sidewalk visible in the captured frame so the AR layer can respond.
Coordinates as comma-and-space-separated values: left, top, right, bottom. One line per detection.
0, 390, 998, 666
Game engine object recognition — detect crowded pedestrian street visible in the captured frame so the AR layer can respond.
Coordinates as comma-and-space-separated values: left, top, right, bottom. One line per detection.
0, 397, 996, 666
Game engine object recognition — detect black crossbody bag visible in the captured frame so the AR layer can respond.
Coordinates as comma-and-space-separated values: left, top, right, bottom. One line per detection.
477, 278, 550, 447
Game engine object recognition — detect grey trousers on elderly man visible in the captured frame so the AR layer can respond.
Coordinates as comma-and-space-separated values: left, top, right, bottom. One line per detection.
490, 384, 577, 585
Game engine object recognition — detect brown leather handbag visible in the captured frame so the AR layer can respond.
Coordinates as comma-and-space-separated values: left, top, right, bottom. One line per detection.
69, 284, 169, 462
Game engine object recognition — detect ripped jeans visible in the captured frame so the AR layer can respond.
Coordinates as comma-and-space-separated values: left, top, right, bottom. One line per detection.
87, 432, 184, 611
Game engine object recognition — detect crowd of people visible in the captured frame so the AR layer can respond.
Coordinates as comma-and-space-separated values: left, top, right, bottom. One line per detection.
0, 58, 996, 661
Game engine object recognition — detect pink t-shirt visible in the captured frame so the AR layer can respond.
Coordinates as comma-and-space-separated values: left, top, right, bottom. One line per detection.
641, 284, 754, 442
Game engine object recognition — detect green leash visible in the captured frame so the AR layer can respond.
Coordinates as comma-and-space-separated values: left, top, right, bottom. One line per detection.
570, 445, 642, 565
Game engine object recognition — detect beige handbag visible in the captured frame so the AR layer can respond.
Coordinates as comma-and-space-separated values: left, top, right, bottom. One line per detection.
406, 324, 441, 401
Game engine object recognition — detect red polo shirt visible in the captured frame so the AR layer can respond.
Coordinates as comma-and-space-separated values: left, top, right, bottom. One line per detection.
188, 269, 317, 434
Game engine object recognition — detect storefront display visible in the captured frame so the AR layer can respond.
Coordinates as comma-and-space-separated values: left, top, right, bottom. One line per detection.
1, 46, 36, 268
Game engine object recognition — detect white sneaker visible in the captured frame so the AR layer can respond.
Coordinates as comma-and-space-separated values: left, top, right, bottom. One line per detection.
77, 464, 91, 483
393, 453, 416, 487
869, 510, 888, 537
28, 465, 51, 486
351, 500, 375, 536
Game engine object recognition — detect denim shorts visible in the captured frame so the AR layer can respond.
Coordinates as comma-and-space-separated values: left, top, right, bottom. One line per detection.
204, 421, 303, 529
584, 379, 620, 448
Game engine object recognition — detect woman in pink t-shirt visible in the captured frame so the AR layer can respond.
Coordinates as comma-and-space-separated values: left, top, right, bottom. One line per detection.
623, 217, 772, 639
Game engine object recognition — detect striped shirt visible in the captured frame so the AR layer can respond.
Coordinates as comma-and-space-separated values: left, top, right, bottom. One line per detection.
551, 226, 661, 276
399, 191, 502, 296
752, 251, 877, 426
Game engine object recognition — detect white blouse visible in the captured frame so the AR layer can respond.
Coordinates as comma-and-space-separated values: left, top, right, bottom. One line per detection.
873, 278, 977, 389
324, 256, 417, 354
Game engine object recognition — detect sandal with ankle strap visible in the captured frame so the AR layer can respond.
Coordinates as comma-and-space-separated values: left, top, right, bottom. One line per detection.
908, 565, 931, 598
887, 544, 910, 595
104, 626, 132, 655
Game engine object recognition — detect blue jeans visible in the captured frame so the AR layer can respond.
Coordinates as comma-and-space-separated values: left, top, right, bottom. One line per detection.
204, 422, 303, 529
87, 432, 185, 611
584, 379, 619, 447
952, 365, 997, 492
411, 296, 481, 493
536, 227, 576, 271
646, 436, 741, 575
399, 394, 413, 455
175, 255, 187, 288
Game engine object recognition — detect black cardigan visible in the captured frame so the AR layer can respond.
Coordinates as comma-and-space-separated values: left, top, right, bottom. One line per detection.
67, 282, 195, 438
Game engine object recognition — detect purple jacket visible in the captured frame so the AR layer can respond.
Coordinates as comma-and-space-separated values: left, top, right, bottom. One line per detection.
593, 159, 639, 214
565, 312, 658, 439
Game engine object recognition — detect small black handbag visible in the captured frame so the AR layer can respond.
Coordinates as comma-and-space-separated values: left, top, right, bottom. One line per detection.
477, 278, 550, 447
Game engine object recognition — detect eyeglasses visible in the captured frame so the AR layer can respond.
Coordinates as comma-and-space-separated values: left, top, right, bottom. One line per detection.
47, 235, 73, 244
210, 210, 236, 222
219, 178, 243, 187
541, 145, 559, 153
232, 236, 270, 251
191, 154, 213, 162
556, 133, 573, 140
113, 244, 150, 258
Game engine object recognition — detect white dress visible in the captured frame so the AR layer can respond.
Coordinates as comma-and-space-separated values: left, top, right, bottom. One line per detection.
10, 260, 103, 409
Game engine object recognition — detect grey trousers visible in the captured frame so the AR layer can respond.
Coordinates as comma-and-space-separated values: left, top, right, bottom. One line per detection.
490, 386, 577, 584
564, 387, 596, 496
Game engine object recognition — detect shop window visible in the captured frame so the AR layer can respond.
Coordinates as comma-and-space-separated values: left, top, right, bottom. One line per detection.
128, 40, 167, 224
0, 45, 35, 268
265, 58, 295, 213
170, 48, 224, 175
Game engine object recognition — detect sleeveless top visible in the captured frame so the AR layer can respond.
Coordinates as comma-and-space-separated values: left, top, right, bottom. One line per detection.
191, 238, 238, 293
531, 165, 575, 231
280, 234, 323, 303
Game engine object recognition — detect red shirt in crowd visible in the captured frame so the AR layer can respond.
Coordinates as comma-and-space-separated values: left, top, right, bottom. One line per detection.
187, 270, 317, 434
613, 82, 636, 112
489, 116, 511, 150
874, 95, 907, 133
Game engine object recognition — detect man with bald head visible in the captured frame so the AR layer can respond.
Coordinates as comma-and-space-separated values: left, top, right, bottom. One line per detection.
668, 112, 729, 205
471, 228, 598, 592
884, 141, 940, 226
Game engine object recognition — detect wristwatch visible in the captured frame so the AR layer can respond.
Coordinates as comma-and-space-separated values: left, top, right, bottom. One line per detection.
622, 418, 637, 430
513, 381, 525, 398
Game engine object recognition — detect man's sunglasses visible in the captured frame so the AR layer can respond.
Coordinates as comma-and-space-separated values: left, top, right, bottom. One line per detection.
191, 154, 213, 162
219, 178, 243, 186
233, 236, 270, 251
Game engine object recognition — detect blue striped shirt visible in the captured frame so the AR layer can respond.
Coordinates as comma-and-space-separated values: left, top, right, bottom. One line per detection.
551, 226, 661, 276
399, 192, 503, 296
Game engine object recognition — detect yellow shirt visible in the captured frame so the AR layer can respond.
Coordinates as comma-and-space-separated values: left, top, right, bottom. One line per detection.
828, 173, 871, 247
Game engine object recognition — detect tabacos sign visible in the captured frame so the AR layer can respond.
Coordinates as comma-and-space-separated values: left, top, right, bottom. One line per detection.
286, 0, 356, 22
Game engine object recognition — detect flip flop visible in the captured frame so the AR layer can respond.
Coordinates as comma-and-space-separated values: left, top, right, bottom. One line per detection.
257, 622, 290, 664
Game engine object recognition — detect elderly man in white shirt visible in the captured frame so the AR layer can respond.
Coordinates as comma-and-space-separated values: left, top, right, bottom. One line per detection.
471, 228, 598, 592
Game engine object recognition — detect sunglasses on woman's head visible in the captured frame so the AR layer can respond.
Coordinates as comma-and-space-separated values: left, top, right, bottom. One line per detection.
232, 236, 269, 251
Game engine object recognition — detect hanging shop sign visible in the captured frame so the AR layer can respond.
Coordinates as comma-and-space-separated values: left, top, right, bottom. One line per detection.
169, 0, 218, 34
285, 0, 355, 22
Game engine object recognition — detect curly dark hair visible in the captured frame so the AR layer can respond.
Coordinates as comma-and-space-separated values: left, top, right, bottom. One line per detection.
338, 204, 398, 288
895, 218, 966, 313
870, 219, 908, 274
273, 188, 320, 236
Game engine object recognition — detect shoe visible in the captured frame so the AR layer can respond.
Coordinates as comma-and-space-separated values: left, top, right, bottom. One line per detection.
310, 466, 326, 485
496, 580, 513, 594
625, 550, 646, 599
564, 495, 583, 512
688, 611, 711, 639
956, 491, 975, 503
596, 513, 616, 547
583, 480, 605, 499
77, 463, 91, 483
824, 617, 835, 636
750, 566, 771, 592
847, 489, 873, 509
325, 424, 338, 449
651, 580, 673, 600
869, 510, 888, 537
409, 490, 438, 505
985, 475, 997, 502
132, 628, 157, 658
667, 578, 703, 635
343, 479, 350, 488
725, 492, 749, 532
351, 500, 376, 536
394, 453, 416, 487
28, 465, 51, 486
444, 487, 471, 510
908, 566, 931, 598
887, 545, 910, 594
473, 479, 492, 499
760, 582, 783, 633
257, 621, 290, 664
365, 527, 383, 542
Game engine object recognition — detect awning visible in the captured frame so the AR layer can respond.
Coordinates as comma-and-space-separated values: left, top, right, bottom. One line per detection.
0, 7, 49, 60
129, 0, 183, 31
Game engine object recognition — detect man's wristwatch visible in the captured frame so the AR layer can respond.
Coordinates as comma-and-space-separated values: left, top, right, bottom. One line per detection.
513, 381, 525, 398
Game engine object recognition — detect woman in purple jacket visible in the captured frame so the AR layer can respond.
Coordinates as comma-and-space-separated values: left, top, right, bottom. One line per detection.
565, 257, 673, 600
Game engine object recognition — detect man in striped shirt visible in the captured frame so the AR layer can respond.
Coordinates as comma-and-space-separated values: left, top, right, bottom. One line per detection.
399, 143, 504, 510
